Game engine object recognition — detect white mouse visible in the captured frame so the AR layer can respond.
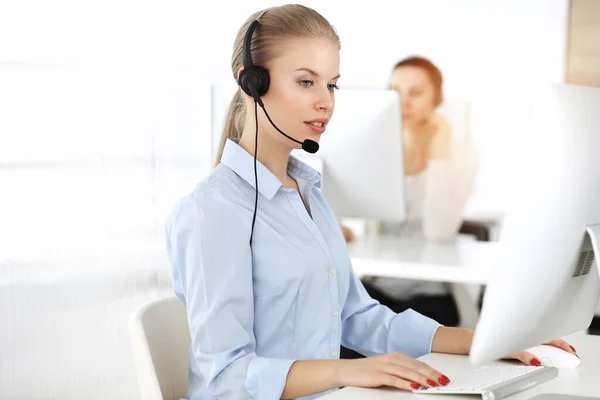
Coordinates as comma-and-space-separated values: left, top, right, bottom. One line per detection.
525, 345, 580, 369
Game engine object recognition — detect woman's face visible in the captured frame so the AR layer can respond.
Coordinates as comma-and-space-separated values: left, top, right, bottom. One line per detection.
390, 66, 438, 129
260, 37, 340, 149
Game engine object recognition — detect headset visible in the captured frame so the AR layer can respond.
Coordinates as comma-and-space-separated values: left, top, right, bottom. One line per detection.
238, 10, 319, 245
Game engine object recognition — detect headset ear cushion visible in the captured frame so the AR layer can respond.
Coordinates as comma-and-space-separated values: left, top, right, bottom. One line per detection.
238, 67, 270, 98
252, 66, 270, 96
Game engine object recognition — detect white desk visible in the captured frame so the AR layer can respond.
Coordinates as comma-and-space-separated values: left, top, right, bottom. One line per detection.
348, 234, 498, 328
322, 332, 600, 399
348, 234, 498, 285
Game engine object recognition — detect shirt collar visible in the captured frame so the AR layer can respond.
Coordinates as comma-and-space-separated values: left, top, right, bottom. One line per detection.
220, 138, 322, 200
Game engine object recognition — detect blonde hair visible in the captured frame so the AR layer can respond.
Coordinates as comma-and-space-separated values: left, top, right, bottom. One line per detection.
213, 4, 340, 166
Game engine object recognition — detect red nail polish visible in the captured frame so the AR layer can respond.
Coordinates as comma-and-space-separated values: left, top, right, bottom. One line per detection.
438, 376, 450, 385
427, 379, 437, 387
531, 358, 541, 366
570, 345, 577, 353
411, 383, 420, 390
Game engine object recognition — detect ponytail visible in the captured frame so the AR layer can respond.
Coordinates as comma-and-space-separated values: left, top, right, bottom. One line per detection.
214, 89, 245, 166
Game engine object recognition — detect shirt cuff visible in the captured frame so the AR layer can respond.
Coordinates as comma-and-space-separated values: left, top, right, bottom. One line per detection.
245, 356, 296, 400
387, 309, 443, 358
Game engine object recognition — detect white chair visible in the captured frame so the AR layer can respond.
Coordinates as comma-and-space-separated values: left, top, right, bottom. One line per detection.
129, 295, 191, 400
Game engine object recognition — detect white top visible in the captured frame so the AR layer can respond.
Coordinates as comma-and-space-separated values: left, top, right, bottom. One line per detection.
405, 170, 427, 221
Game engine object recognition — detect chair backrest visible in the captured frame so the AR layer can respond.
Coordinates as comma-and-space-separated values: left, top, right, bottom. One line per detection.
129, 295, 191, 400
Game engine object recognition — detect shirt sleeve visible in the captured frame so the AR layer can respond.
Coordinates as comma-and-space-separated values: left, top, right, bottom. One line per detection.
165, 188, 296, 399
340, 263, 442, 359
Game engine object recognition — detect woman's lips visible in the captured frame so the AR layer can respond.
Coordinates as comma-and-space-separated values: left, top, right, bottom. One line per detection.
304, 122, 326, 134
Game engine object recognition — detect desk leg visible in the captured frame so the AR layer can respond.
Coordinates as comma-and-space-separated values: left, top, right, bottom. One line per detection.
449, 283, 481, 329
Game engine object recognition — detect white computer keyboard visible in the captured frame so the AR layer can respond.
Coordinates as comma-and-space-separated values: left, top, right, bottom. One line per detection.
414, 365, 558, 399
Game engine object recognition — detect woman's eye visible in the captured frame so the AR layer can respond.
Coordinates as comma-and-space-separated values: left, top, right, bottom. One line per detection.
328, 83, 339, 92
299, 80, 313, 88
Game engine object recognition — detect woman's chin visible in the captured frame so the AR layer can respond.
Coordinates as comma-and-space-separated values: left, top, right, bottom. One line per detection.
402, 120, 416, 131
302, 130, 322, 143
403, 117, 430, 131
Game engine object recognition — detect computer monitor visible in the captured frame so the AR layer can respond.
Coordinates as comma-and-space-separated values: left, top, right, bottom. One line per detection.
470, 83, 600, 366
293, 88, 407, 222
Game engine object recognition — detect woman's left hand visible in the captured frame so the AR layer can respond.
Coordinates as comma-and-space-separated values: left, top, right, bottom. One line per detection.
504, 339, 578, 366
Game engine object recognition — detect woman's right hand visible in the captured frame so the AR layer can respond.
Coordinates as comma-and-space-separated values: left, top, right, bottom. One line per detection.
336, 352, 450, 391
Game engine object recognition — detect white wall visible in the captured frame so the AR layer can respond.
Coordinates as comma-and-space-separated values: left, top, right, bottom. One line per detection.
209, 0, 570, 214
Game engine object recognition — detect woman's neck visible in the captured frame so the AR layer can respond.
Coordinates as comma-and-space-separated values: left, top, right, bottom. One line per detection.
404, 116, 437, 149
238, 131, 296, 189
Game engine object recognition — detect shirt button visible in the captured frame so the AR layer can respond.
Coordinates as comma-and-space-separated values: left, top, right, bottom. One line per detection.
330, 268, 336, 276
332, 309, 339, 317
331, 350, 338, 358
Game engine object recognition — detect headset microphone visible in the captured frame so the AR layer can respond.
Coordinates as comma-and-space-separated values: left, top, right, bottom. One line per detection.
247, 82, 320, 154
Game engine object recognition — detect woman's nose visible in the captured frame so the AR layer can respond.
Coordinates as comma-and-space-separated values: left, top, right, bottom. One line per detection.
315, 90, 333, 111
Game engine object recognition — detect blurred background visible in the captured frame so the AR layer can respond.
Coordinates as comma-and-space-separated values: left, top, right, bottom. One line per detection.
1, 0, 599, 399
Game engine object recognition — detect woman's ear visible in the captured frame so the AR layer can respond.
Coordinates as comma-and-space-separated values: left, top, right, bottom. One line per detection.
236, 66, 254, 103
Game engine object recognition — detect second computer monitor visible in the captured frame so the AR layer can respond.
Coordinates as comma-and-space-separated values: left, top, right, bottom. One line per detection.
296, 88, 407, 222
470, 83, 600, 366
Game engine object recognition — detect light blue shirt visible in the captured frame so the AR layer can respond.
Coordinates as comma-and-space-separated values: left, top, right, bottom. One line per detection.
165, 139, 442, 400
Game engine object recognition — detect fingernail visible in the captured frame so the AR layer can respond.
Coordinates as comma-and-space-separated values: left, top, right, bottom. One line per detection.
411, 383, 420, 390
531, 358, 541, 366
570, 345, 577, 353
427, 379, 437, 387
438, 375, 450, 385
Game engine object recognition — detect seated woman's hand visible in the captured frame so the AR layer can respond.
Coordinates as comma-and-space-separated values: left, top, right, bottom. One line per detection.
338, 352, 450, 391
339, 223, 355, 244
504, 339, 577, 366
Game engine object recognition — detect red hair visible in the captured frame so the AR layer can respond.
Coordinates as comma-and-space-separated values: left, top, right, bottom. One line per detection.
392, 56, 443, 106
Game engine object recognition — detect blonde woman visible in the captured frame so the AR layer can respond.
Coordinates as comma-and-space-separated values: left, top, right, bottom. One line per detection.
165, 6, 575, 399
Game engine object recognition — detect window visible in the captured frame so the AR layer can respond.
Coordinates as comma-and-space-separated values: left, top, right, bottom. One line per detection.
0, 1, 210, 260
